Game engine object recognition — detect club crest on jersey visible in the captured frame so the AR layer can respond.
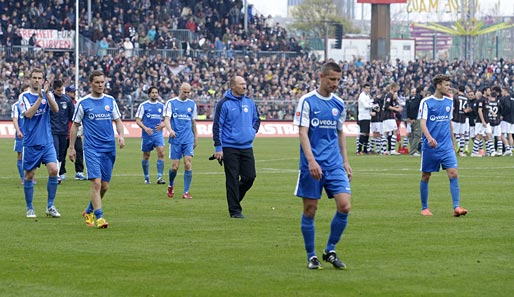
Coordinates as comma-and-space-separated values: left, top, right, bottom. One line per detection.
243, 107, 249, 113
187, 107, 192, 113
332, 108, 339, 116
446, 106, 450, 112
61, 102, 67, 109
105, 105, 111, 111
41, 99, 47, 104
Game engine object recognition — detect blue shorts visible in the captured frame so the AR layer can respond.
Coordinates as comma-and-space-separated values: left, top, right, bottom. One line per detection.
169, 143, 194, 160
85, 150, 116, 182
22, 143, 58, 171
14, 138, 23, 153
421, 148, 458, 172
141, 133, 165, 152
294, 167, 351, 199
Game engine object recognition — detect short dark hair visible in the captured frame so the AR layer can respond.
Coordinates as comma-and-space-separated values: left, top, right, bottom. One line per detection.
433, 74, 451, 88
53, 80, 63, 90
321, 61, 342, 75
89, 70, 104, 82
458, 85, 466, 92
363, 83, 370, 88
148, 86, 158, 94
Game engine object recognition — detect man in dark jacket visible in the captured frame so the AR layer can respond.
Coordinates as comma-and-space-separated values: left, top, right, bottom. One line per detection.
406, 85, 423, 156
50, 80, 74, 183
212, 76, 261, 218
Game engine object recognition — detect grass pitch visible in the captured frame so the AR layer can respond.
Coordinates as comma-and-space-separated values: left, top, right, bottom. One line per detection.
0, 137, 513, 297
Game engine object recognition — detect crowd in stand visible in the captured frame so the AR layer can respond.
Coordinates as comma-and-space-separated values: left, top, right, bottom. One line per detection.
2, 0, 514, 121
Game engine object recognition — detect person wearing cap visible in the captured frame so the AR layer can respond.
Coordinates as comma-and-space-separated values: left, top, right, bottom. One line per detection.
66, 85, 86, 180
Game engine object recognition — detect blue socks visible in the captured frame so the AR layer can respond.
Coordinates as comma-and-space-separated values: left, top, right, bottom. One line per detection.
142, 160, 149, 179
17, 160, 23, 180
301, 214, 316, 260
85, 201, 94, 214
94, 208, 103, 219
184, 170, 192, 193
157, 160, 164, 179
23, 179, 34, 210
325, 211, 349, 253
420, 180, 429, 210
169, 169, 177, 186
47, 176, 58, 208
449, 177, 460, 209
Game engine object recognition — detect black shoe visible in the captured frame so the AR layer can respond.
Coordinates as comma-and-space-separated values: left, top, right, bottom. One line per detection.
307, 256, 323, 270
156, 178, 166, 185
322, 251, 346, 270
230, 214, 245, 219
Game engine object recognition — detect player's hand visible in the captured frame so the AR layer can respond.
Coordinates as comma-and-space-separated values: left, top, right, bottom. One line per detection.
17, 131, 23, 138
118, 136, 125, 149
145, 127, 153, 135
214, 151, 223, 161
69, 148, 76, 162
344, 162, 352, 182
193, 138, 198, 149
168, 129, 176, 138
428, 137, 437, 148
308, 160, 322, 181
43, 80, 51, 95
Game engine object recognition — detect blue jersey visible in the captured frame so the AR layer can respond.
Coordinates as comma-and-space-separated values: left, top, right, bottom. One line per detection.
163, 97, 197, 145
72, 94, 122, 153
11, 101, 24, 140
18, 91, 53, 147
135, 100, 164, 138
293, 90, 346, 171
418, 95, 454, 152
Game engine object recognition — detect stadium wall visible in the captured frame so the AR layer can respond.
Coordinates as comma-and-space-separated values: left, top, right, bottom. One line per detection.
0, 121, 406, 138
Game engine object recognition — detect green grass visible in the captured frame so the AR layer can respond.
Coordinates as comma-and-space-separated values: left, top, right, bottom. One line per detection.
0, 137, 513, 297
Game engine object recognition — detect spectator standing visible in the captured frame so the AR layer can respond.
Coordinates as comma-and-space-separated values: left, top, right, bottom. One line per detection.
19, 68, 61, 218
406, 86, 423, 156
212, 76, 260, 218
135, 86, 166, 184
356, 83, 372, 155
293, 62, 351, 270
69, 70, 126, 229
164, 83, 198, 199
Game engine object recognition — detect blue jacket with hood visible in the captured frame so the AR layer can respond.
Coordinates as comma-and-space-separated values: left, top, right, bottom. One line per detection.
212, 90, 260, 152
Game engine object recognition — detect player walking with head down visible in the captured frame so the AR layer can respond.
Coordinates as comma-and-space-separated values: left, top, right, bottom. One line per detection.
293, 61, 352, 270
418, 74, 468, 217
69, 70, 126, 228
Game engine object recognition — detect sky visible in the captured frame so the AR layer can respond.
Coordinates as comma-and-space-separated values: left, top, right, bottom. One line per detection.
248, 0, 514, 21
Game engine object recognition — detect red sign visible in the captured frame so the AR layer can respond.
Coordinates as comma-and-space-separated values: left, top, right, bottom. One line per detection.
357, 0, 407, 3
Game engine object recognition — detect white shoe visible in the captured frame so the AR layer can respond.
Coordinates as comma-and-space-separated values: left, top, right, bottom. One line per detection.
46, 206, 61, 218
390, 150, 400, 155
412, 152, 421, 157
503, 151, 512, 156
459, 152, 466, 157
470, 153, 482, 157
26, 209, 37, 218
60, 174, 66, 180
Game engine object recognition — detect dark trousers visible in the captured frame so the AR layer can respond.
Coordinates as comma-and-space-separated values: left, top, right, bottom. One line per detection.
222, 147, 256, 216
75, 136, 84, 173
52, 134, 69, 175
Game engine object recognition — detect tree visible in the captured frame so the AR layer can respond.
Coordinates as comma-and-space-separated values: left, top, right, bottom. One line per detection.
289, 0, 357, 39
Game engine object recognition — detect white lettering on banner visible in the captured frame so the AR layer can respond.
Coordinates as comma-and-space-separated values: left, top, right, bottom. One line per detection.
18, 29, 75, 49
0, 121, 404, 138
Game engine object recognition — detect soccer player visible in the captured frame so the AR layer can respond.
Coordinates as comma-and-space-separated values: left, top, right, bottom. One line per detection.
212, 76, 260, 218
68, 70, 125, 229
471, 87, 495, 157
135, 86, 166, 184
499, 87, 514, 156
418, 74, 468, 217
163, 83, 198, 199
451, 85, 472, 156
293, 61, 352, 270
18, 68, 60, 218
382, 83, 402, 155
50, 80, 75, 183
11, 84, 29, 184
356, 83, 372, 155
